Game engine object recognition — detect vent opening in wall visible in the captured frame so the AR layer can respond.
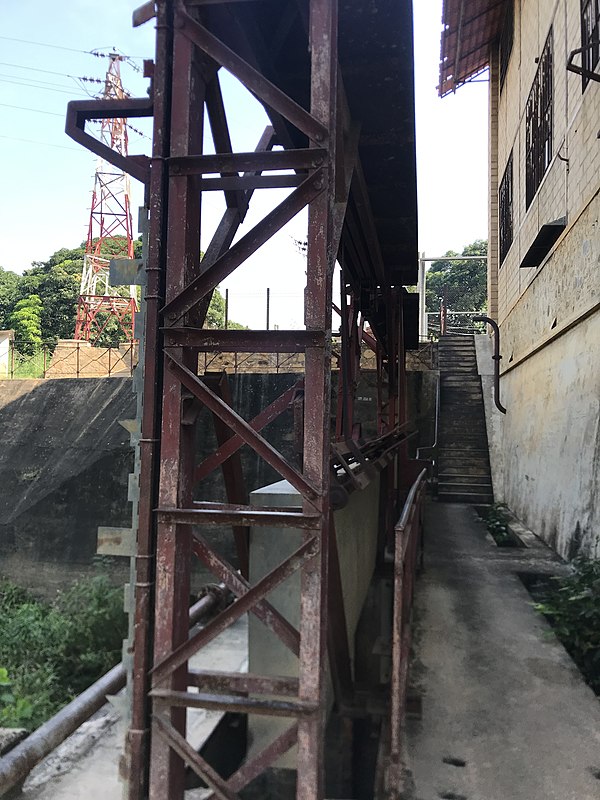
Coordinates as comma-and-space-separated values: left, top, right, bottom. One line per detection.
520, 217, 566, 268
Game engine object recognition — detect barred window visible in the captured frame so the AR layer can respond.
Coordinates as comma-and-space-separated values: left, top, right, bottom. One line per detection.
499, 2, 514, 91
499, 152, 513, 265
581, 0, 600, 89
526, 29, 553, 209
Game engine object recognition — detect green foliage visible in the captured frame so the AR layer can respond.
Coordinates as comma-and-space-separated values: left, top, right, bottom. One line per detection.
9, 295, 42, 354
426, 239, 487, 313
204, 287, 247, 330
0, 575, 126, 729
205, 288, 226, 328
18, 247, 84, 342
534, 558, 600, 694
0, 267, 21, 329
483, 503, 513, 546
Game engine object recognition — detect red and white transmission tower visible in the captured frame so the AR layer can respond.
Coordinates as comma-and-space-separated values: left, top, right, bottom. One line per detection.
74, 53, 137, 343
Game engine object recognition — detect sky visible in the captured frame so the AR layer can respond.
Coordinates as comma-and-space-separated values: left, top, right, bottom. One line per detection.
0, 1, 489, 330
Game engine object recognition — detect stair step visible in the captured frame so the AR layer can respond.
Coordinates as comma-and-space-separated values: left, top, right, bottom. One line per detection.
438, 463, 490, 473
438, 481, 492, 492
438, 491, 494, 504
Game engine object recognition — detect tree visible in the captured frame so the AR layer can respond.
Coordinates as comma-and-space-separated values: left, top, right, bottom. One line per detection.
204, 288, 247, 329
0, 268, 21, 330
18, 248, 83, 342
10, 295, 42, 353
425, 239, 487, 313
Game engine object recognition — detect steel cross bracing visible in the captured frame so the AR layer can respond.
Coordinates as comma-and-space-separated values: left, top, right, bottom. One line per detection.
66, 1, 415, 797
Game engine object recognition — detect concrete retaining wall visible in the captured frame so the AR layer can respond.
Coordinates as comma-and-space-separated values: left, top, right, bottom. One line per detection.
247, 476, 380, 767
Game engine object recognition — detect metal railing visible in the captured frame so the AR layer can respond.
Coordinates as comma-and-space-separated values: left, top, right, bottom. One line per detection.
426, 310, 486, 338
416, 372, 440, 485
0, 341, 138, 379
383, 468, 427, 797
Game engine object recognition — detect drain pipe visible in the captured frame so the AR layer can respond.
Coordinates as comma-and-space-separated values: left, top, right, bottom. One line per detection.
473, 315, 506, 414
0, 588, 226, 797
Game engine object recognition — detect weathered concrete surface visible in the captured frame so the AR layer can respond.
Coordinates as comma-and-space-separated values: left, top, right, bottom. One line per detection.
0, 379, 135, 594
476, 308, 600, 560
403, 501, 600, 800
247, 477, 380, 768
501, 313, 600, 560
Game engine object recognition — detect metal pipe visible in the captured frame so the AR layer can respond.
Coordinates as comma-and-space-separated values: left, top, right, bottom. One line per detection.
416, 370, 440, 480
473, 315, 507, 414
0, 590, 222, 797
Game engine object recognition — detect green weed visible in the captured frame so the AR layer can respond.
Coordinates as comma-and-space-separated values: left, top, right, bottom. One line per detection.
534, 558, 600, 694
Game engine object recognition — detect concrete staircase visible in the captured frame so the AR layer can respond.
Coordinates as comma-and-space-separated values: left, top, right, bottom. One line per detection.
437, 335, 493, 504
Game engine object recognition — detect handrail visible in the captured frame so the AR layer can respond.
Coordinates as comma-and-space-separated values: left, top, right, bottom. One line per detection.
384, 468, 427, 798
472, 315, 507, 414
416, 371, 440, 481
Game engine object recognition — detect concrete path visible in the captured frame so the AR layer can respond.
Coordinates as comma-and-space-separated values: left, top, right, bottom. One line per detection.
403, 501, 600, 800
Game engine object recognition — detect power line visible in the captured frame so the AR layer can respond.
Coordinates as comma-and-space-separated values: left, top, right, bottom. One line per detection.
0, 77, 89, 97
0, 134, 87, 152
0, 102, 63, 117
0, 34, 145, 62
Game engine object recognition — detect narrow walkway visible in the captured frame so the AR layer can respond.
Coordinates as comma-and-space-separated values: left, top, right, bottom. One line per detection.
403, 501, 600, 800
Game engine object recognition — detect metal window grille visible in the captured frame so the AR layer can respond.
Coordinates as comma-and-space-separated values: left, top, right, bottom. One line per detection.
499, 152, 513, 265
526, 29, 553, 209
499, 2, 514, 91
581, 0, 600, 89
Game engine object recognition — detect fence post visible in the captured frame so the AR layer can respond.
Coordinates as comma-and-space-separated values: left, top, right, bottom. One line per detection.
266, 287, 270, 330
108, 346, 112, 377
10, 342, 14, 379
43, 345, 47, 378
76, 343, 80, 378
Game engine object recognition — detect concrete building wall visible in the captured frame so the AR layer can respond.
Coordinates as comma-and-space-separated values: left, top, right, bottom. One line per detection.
487, 0, 600, 559
0, 330, 14, 377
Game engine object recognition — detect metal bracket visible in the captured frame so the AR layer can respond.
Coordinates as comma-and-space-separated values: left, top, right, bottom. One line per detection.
566, 44, 600, 83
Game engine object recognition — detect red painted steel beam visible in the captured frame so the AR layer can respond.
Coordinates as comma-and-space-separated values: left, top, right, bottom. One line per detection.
152, 689, 318, 717
165, 328, 324, 352
175, 2, 328, 142
186, 670, 299, 696
190, 531, 301, 656
165, 353, 321, 504
148, 22, 210, 798
151, 536, 319, 686
65, 98, 152, 184
169, 147, 326, 175
194, 380, 303, 482
161, 171, 325, 324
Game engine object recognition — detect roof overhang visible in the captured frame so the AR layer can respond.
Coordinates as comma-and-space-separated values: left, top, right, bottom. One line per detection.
439, 0, 508, 96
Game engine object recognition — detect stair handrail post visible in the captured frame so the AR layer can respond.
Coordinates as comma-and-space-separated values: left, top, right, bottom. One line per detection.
473, 315, 506, 414
439, 296, 447, 336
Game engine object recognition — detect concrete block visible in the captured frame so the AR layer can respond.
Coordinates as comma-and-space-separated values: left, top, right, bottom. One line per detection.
97, 527, 135, 557
247, 476, 380, 769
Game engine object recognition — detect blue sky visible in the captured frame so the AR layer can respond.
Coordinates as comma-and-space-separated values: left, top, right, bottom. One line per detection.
0, 1, 488, 328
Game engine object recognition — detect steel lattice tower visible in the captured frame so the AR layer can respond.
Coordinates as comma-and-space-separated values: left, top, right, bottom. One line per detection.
74, 53, 137, 343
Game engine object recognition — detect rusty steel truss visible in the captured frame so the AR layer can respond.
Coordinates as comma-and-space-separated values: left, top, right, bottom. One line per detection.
66, 1, 419, 797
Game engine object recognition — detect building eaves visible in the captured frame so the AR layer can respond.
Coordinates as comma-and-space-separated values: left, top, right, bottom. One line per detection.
439, 0, 508, 96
